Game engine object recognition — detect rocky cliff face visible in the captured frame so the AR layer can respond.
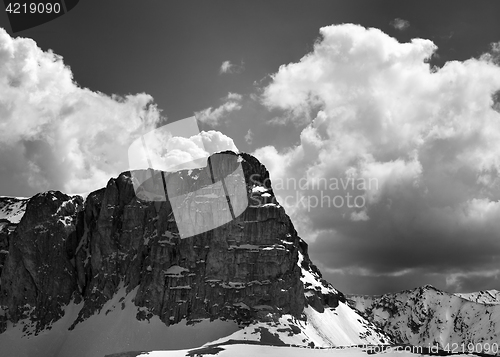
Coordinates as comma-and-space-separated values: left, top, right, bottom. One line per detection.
0, 197, 28, 277
0, 152, 343, 335
0, 192, 83, 333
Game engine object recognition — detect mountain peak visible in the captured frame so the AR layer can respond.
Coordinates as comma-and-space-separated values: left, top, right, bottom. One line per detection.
420, 284, 440, 292
0, 152, 389, 356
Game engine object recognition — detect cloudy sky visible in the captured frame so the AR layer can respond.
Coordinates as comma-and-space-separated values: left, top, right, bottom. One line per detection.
1, 0, 500, 295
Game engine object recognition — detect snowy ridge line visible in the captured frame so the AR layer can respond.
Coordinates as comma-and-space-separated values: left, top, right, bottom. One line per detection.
0, 190, 89, 225
298, 250, 339, 296
346, 285, 500, 350
0, 196, 29, 224
455, 290, 500, 305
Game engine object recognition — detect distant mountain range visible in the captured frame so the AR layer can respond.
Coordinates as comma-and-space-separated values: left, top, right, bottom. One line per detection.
347, 285, 500, 350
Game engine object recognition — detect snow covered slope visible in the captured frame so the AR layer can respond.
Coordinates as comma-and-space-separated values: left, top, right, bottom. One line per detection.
0, 260, 390, 357
0, 236, 391, 357
133, 344, 449, 357
347, 285, 500, 348
456, 290, 500, 304
201, 302, 389, 348
0, 285, 240, 357
272, 250, 391, 347
0, 196, 28, 224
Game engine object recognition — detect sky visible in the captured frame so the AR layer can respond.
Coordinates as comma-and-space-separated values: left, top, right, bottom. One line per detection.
1, 0, 500, 295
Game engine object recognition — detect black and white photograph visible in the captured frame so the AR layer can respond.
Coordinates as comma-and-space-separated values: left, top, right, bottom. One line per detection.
0, 1, 499, 356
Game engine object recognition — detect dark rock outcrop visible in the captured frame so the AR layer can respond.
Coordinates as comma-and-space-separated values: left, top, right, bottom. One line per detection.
0, 197, 28, 277
0, 152, 342, 334
0, 192, 83, 332
0, 220, 14, 275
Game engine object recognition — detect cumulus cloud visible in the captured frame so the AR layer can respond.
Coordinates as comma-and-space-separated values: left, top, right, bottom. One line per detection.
483, 43, 500, 113
0, 28, 237, 197
128, 120, 239, 174
481, 41, 500, 66
191, 130, 238, 153
256, 24, 500, 294
226, 92, 242, 101
390, 18, 410, 31
0, 29, 162, 196
219, 60, 244, 74
220, 60, 232, 74
195, 92, 242, 126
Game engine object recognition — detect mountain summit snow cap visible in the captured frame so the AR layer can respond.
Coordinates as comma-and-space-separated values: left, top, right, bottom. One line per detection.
127, 116, 248, 239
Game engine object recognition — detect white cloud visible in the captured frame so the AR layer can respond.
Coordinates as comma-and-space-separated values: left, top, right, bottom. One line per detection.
140, 129, 239, 172
219, 60, 244, 74
220, 60, 233, 74
244, 129, 253, 145
0, 28, 237, 196
190, 130, 239, 154
0, 29, 162, 196
390, 18, 410, 31
266, 116, 288, 126
195, 93, 242, 126
226, 92, 242, 101
481, 41, 500, 65
256, 24, 500, 292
